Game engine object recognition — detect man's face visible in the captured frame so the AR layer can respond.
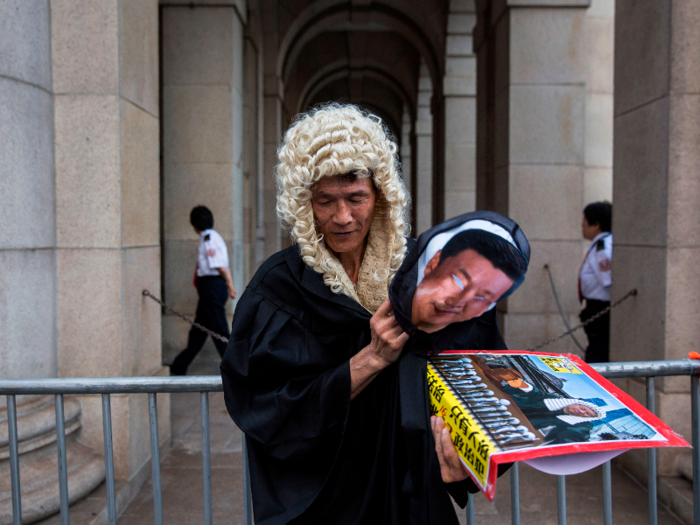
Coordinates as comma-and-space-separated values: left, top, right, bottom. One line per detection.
312, 176, 377, 256
582, 215, 601, 241
411, 249, 514, 333
507, 379, 529, 389
563, 404, 598, 418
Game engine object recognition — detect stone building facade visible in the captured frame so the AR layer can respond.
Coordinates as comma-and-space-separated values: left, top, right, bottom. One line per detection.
0, 0, 697, 521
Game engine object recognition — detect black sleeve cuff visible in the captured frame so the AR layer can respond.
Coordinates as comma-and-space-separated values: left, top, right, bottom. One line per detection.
446, 462, 515, 508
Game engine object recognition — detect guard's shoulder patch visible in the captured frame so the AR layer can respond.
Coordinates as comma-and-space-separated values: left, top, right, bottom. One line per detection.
596, 239, 605, 251
204, 234, 210, 241
599, 259, 611, 272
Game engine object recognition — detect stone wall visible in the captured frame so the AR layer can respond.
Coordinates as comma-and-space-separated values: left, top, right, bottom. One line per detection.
51, 0, 168, 491
584, 0, 614, 204
160, 4, 251, 363
443, 0, 477, 220
611, 0, 700, 479
0, 0, 170, 510
415, 61, 434, 236
0, 0, 57, 383
475, 1, 592, 353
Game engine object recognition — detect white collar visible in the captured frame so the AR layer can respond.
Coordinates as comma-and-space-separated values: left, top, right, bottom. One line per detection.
591, 232, 610, 244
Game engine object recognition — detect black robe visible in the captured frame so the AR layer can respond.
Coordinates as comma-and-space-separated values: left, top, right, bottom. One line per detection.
221, 244, 509, 525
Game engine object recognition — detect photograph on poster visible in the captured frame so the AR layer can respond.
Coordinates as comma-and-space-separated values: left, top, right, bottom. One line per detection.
434, 353, 663, 450
427, 351, 688, 500
475, 353, 661, 446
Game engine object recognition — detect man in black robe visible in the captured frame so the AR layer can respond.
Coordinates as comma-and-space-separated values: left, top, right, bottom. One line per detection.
501, 384, 605, 445
221, 104, 530, 525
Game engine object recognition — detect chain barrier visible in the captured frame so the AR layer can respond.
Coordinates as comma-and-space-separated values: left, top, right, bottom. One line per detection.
543, 264, 586, 354
526, 286, 638, 352
144, 282, 638, 353
142, 289, 230, 344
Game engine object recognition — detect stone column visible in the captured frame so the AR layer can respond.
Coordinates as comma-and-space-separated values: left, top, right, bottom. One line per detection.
262, 0, 283, 257
244, 30, 263, 279
161, 4, 247, 362
0, 0, 56, 381
415, 61, 434, 235
443, 1, 477, 220
400, 105, 413, 192
475, 1, 589, 351
584, 0, 614, 204
51, 0, 167, 491
611, 0, 700, 480
262, 88, 283, 256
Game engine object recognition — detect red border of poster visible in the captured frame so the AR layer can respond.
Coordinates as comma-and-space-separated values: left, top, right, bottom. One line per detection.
432, 350, 689, 501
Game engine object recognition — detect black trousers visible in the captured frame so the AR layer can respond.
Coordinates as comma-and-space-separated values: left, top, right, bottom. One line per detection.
171, 276, 230, 375
580, 298, 610, 363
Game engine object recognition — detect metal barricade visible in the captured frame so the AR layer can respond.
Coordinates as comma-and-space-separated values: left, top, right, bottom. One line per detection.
0, 376, 244, 525
1, 359, 699, 525
466, 359, 700, 525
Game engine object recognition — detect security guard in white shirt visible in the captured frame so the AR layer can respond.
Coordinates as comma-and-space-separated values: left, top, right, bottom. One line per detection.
578, 202, 613, 363
170, 206, 237, 375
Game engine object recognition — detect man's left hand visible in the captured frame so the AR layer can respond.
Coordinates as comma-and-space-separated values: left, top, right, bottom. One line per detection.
431, 416, 468, 483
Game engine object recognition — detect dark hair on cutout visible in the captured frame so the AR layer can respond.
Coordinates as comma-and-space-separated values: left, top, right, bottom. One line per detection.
190, 205, 214, 231
584, 201, 612, 232
439, 229, 528, 283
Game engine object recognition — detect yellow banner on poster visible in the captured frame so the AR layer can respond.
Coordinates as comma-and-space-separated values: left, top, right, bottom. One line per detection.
538, 356, 582, 374
427, 364, 496, 488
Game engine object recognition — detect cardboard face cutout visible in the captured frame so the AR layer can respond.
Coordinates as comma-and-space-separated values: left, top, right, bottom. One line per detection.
389, 211, 530, 341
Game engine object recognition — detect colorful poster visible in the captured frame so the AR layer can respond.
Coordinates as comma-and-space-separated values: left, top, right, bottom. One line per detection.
428, 350, 689, 501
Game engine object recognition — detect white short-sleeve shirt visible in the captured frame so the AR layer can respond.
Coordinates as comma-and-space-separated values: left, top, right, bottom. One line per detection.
197, 229, 229, 277
580, 232, 612, 302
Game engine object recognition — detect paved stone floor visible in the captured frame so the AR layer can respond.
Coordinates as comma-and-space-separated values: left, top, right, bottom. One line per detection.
116, 358, 246, 525
46, 356, 685, 524
457, 464, 683, 525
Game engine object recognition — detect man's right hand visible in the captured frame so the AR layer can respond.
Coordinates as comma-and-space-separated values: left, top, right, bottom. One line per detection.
366, 299, 410, 368
349, 300, 409, 399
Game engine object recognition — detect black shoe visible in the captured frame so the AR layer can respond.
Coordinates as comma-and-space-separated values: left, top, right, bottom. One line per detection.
169, 362, 187, 376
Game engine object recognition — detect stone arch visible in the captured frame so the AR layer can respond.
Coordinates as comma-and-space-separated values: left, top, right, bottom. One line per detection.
304, 75, 406, 139
276, 2, 444, 98
297, 62, 415, 122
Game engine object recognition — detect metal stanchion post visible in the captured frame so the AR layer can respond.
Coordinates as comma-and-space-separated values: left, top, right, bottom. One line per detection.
7, 395, 22, 525
243, 435, 253, 525
55, 395, 69, 525
467, 492, 475, 525
557, 475, 566, 525
511, 463, 520, 525
647, 377, 658, 525
602, 460, 613, 525
201, 392, 213, 525
102, 394, 117, 525
691, 374, 699, 525
149, 393, 163, 525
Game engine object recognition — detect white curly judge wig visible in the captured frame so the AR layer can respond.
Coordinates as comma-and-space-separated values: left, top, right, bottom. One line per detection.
276, 103, 410, 312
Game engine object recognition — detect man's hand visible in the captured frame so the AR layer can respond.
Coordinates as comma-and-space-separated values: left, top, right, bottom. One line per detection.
431, 416, 468, 483
366, 299, 410, 368
216, 267, 237, 299
349, 300, 409, 399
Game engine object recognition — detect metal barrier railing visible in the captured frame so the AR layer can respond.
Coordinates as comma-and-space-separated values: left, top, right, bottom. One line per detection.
1, 360, 699, 525
0, 377, 236, 525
